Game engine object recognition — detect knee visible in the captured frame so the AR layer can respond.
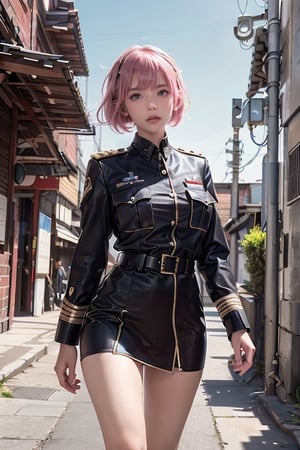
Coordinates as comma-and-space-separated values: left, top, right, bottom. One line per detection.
105, 430, 146, 450
147, 437, 180, 450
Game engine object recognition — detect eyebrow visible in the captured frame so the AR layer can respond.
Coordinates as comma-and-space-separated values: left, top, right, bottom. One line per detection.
128, 82, 168, 92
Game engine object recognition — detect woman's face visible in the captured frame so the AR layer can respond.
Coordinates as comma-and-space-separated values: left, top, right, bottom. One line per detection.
123, 72, 174, 146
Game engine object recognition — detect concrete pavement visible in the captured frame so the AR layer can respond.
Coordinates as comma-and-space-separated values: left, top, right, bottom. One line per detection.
0, 307, 299, 449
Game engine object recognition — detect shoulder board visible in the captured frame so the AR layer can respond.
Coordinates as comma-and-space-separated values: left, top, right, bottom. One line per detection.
177, 148, 205, 158
91, 148, 128, 160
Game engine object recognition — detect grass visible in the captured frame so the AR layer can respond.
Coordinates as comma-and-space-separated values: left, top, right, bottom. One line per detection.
0, 377, 13, 398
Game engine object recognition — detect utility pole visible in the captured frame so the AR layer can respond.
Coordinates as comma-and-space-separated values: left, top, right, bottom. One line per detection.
230, 127, 240, 280
230, 99, 243, 280
231, 1, 279, 395
264, 0, 280, 395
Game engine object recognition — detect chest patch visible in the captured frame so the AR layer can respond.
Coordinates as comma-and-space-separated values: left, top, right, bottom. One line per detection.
116, 171, 145, 189
184, 178, 204, 189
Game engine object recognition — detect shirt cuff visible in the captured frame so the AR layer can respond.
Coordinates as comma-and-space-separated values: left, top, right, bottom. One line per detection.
223, 309, 251, 340
55, 319, 81, 346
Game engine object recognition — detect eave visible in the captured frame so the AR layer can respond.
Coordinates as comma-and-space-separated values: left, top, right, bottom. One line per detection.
0, 42, 92, 177
246, 27, 268, 98
39, 1, 89, 76
0, 42, 90, 130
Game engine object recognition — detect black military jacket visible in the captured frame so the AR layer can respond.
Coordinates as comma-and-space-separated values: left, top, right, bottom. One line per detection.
55, 134, 249, 350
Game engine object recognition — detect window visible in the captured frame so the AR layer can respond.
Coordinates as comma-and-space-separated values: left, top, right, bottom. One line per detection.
288, 143, 300, 203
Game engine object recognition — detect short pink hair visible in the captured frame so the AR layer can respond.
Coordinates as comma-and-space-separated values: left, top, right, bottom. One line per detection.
97, 45, 187, 133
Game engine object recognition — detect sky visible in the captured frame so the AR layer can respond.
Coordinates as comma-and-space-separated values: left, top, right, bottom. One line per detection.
74, 0, 268, 183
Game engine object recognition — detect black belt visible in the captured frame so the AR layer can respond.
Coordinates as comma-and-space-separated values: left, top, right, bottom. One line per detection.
117, 252, 194, 275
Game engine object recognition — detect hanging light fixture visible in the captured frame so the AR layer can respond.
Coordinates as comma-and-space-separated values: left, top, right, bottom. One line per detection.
234, 13, 267, 42
234, 16, 254, 41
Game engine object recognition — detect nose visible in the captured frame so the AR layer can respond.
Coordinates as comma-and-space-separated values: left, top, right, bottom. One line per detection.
148, 101, 157, 110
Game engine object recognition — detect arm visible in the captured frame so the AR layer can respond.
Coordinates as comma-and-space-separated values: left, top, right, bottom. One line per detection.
54, 159, 113, 392
55, 158, 113, 345
197, 160, 255, 373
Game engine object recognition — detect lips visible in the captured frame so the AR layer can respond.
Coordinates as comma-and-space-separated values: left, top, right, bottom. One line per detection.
146, 116, 160, 122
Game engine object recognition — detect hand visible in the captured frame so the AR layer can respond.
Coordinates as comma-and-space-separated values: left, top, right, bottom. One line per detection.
54, 344, 81, 394
230, 330, 256, 377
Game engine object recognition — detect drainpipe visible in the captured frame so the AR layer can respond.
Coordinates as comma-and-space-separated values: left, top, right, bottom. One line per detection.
264, 0, 280, 395
229, 126, 241, 281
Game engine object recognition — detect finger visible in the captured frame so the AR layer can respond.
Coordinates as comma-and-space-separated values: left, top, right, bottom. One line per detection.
60, 373, 81, 394
54, 365, 80, 394
234, 360, 253, 377
67, 368, 78, 385
66, 375, 81, 389
234, 350, 243, 366
234, 348, 256, 376
65, 376, 81, 394
231, 345, 244, 367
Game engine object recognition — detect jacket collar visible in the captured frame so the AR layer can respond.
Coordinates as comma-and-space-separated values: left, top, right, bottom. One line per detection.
130, 133, 170, 162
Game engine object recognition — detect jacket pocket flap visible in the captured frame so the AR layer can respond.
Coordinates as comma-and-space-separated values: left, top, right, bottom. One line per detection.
186, 188, 216, 206
112, 187, 151, 205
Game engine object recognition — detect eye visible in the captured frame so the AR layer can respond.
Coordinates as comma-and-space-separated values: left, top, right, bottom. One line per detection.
129, 92, 142, 100
157, 89, 169, 97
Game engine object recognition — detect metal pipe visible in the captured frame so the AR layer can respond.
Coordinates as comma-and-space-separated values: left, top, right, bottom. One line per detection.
264, 0, 280, 395
230, 127, 240, 280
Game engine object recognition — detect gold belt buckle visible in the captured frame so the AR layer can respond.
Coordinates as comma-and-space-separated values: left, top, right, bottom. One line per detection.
160, 254, 180, 275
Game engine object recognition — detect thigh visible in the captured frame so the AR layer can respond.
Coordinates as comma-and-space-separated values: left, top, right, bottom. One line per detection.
81, 353, 147, 450
144, 366, 202, 450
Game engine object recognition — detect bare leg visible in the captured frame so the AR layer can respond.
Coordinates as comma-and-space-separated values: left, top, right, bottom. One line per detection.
144, 366, 202, 450
81, 353, 147, 450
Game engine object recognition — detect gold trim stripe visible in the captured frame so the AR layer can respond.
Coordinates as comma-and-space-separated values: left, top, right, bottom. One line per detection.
59, 298, 88, 324
215, 294, 243, 320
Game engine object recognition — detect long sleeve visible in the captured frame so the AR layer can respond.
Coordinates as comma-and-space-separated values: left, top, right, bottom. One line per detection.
55, 158, 113, 345
197, 160, 250, 339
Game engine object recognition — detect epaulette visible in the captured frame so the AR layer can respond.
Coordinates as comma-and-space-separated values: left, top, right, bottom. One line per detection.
91, 148, 128, 160
177, 148, 205, 158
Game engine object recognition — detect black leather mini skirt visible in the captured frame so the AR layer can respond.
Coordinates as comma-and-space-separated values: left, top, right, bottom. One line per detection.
80, 263, 207, 372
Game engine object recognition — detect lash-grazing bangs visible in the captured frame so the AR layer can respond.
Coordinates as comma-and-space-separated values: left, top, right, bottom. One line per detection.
97, 45, 187, 133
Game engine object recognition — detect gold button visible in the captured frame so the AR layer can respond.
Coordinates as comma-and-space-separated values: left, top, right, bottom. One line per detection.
130, 196, 135, 202
161, 169, 167, 175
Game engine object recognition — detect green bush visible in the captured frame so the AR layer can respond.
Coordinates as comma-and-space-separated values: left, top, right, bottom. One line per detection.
240, 226, 266, 297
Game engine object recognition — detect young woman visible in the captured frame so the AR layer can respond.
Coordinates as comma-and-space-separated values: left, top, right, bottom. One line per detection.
54, 45, 255, 450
